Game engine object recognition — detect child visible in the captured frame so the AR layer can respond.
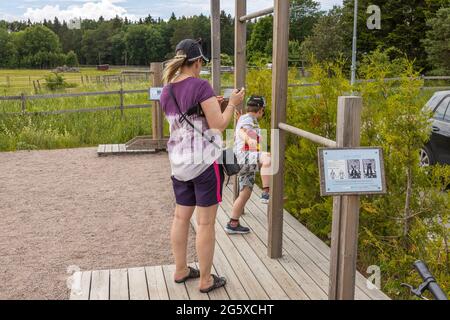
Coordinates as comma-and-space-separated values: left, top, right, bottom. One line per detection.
225, 96, 271, 235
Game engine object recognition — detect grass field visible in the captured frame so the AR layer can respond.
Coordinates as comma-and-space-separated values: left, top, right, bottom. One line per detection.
0, 67, 443, 153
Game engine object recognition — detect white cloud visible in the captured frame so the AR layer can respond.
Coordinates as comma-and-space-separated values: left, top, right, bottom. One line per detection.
23, 0, 136, 22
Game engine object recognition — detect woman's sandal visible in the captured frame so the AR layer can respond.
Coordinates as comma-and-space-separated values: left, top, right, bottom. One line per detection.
174, 267, 200, 284
200, 275, 227, 294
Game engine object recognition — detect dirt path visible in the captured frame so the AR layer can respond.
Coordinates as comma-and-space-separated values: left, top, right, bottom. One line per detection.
0, 148, 196, 300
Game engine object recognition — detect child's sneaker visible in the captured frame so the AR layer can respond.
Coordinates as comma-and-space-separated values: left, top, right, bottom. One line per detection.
225, 222, 251, 235
261, 192, 270, 204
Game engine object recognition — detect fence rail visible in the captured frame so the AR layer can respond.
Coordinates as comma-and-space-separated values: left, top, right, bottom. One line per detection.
0, 89, 150, 116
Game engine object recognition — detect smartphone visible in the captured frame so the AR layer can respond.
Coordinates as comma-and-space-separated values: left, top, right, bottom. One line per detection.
223, 88, 234, 99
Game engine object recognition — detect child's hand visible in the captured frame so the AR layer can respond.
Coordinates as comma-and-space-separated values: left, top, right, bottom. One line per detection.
216, 96, 224, 105
247, 138, 259, 152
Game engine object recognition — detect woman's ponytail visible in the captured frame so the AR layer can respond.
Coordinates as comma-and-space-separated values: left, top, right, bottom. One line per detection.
163, 52, 187, 84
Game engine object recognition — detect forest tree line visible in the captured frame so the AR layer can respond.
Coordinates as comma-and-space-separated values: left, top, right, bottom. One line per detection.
0, 0, 449, 74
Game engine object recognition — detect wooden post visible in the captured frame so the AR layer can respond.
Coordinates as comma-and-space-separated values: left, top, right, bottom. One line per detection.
151, 62, 164, 141
119, 87, 124, 119
211, 0, 221, 95
329, 96, 362, 300
267, 0, 290, 259
32, 81, 38, 94
21, 93, 26, 114
233, 0, 247, 200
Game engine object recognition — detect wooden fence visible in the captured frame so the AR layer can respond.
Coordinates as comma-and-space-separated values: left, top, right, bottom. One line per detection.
0, 89, 150, 117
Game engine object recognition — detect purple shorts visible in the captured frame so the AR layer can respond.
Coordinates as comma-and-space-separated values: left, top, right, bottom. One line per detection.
171, 162, 224, 207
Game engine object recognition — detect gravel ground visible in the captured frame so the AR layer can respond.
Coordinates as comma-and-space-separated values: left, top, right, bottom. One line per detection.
0, 148, 196, 300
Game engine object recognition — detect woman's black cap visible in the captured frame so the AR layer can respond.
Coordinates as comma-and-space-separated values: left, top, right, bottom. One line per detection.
175, 39, 209, 63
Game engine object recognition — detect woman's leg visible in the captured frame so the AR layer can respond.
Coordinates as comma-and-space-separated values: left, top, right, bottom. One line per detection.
171, 205, 195, 281
196, 204, 219, 290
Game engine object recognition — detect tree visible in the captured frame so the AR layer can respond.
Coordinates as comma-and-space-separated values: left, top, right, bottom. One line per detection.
423, 7, 450, 75
65, 51, 79, 67
300, 7, 348, 63
0, 28, 17, 67
18, 25, 61, 57
290, 0, 323, 42
125, 24, 165, 65
341, 0, 450, 72
247, 16, 273, 61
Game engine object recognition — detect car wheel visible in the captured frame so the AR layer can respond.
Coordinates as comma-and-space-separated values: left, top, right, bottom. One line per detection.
420, 146, 435, 167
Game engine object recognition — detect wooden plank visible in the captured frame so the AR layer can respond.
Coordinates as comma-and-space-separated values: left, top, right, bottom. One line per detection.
105, 144, 113, 153
221, 190, 326, 300
216, 207, 291, 300
242, 188, 370, 300
242, 186, 377, 300
151, 63, 164, 141
162, 265, 190, 300
191, 211, 268, 300
184, 263, 209, 300
240, 7, 274, 21
97, 144, 106, 154
209, 242, 250, 300
145, 266, 169, 300
208, 263, 231, 300
112, 144, 119, 153
70, 271, 92, 300
119, 144, 126, 153
268, 0, 290, 259
128, 267, 149, 300
220, 194, 313, 300
233, 0, 247, 201
279, 122, 337, 147
110, 269, 129, 300
330, 96, 362, 300
90, 270, 110, 300
211, 0, 221, 95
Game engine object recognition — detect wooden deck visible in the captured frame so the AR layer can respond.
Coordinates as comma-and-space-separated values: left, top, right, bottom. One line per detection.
69, 184, 390, 300
97, 144, 157, 156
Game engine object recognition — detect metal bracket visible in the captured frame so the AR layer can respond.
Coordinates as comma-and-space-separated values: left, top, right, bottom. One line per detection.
401, 278, 435, 300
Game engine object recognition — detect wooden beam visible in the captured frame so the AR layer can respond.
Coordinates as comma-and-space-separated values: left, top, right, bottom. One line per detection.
329, 96, 362, 300
279, 122, 337, 148
240, 7, 274, 22
233, 0, 247, 200
268, 0, 290, 259
151, 63, 164, 141
211, 0, 221, 95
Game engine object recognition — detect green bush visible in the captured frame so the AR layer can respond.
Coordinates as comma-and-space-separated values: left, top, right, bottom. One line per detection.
44, 73, 76, 91
246, 52, 449, 299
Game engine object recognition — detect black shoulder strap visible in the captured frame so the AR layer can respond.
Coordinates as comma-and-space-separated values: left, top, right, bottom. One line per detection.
168, 84, 221, 149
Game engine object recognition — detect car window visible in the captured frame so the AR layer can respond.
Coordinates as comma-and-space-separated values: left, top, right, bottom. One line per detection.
444, 105, 450, 122
434, 96, 450, 120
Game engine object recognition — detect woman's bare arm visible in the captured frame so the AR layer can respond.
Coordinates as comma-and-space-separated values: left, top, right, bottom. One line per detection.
202, 89, 245, 132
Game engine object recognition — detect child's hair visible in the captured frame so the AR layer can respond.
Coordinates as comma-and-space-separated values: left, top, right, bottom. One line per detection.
246, 95, 266, 113
163, 50, 197, 84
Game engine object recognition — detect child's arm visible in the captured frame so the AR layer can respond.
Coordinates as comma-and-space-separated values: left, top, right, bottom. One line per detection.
239, 128, 259, 151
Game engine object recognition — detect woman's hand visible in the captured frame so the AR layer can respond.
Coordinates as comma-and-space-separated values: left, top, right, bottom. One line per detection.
229, 88, 245, 107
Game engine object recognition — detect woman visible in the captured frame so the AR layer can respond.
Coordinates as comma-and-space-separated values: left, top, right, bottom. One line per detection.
160, 39, 245, 294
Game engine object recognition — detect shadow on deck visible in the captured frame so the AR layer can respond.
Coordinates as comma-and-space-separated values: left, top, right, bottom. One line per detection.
69, 185, 390, 300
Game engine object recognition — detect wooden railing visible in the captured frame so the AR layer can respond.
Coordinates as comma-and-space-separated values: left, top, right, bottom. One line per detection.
0, 89, 151, 116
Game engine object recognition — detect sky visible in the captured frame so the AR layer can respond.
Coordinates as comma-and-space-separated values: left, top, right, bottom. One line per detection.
0, 0, 343, 22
